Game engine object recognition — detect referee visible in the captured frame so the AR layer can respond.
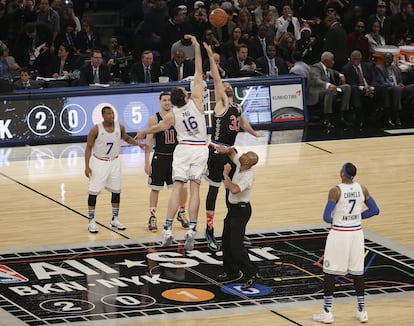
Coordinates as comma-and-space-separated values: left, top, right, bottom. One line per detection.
215, 145, 260, 290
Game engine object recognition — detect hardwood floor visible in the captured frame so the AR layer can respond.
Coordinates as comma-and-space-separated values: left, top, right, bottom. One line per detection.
0, 131, 413, 325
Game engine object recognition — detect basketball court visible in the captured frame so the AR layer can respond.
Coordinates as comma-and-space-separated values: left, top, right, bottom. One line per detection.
0, 127, 413, 325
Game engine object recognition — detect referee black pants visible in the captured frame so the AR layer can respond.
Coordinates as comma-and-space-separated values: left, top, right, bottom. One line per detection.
221, 202, 256, 278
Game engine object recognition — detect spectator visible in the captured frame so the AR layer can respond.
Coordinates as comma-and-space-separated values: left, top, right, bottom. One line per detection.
261, 9, 277, 41
163, 49, 195, 81
78, 49, 111, 85
296, 23, 321, 65
222, 26, 242, 60
129, 50, 161, 83
256, 44, 289, 76
171, 37, 196, 61
275, 4, 301, 42
212, 8, 236, 45
0, 3, 9, 43
366, 20, 386, 55
307, 51, 352, 129
160, 6, 194, 64
36, 0, 60, 53
54, 19, 77, 53
13, 67, 42, 89
376, 52, 414, 125
276, 31, 296, 70
189, 1, 211, 42
226, 43, 257, 77
48, 42, 75, 80
323, 14, 349, 71
342, 50, 388, 128
290, 51, 310, 79
0, 42, 21, 77
8, 0, 37, 49
247, 23, 272, 60
204, 52, 228, 78
13, 22, 54, 76
367, 0, 391, 44
200, 28, 223, 62
142, 0, 169, 54
342, 4, 364, 34
389, 0, 414, 46
253, 0, 278, 26
0, 46, 14, 82
237, 8, 257, 44
76, 18, 101, 56
61, 0, 81, 34
347, 20, 371, 62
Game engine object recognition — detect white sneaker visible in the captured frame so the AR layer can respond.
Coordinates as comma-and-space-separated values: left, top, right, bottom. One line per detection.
184, 229, 197, 251
312, 310, 334, 324
88, 219, 98, 233
162, 228, 174, 247
110, 218, 126, 230
356, 310, 368, 323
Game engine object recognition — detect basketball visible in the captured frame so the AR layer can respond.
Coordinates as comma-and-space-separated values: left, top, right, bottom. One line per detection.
209, 8, 228, 27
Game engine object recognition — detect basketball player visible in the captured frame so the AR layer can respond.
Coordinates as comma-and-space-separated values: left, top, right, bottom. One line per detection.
215, 145, 260, 290
313, 162, 380, 324
85, 106, 141, 233
145, 91, 189, 232
136, 35, 208, 251
203, 42, 264, 251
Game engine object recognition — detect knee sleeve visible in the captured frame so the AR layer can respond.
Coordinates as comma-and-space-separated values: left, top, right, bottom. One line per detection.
353, 275, 365, 296
111, 192, 120, 204
88, 194, 97, 207
324, 273, 336, 296
206, 186, 219, 211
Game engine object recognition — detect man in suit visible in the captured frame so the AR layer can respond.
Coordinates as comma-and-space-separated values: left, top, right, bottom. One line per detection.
308, 51, 351, 129
129, 50, 161, 83
342, 50, 388, 127
78, 49, 111, 86
162, 49, 195, 82
323, 14, 348, 71
247, 24, 272, 60
225, 44, 257, 78
376, 52, 414, 126
256, 44, 289, 76
14, 68, 42, 90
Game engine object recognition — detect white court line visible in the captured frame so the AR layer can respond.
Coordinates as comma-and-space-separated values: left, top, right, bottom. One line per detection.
384, 128, 414, 135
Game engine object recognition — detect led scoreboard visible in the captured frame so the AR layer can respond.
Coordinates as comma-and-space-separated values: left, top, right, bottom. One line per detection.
0, 75, 306, 146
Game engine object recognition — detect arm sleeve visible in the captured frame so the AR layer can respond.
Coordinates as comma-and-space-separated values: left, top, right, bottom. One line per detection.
361, 197, 380, 219
323, 201, 336, 224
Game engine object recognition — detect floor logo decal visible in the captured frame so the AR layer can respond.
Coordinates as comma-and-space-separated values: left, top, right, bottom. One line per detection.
0, 228, 413, 325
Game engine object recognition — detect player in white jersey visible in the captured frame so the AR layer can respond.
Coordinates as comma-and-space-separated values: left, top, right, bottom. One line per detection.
85, 106, 141, 233
136, 35, 208, 251
313, 162, 380, 324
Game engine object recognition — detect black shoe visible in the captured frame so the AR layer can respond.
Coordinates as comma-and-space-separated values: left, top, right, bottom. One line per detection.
395, 117, 402, 126
205, 227, 220, 251
241, 273, 261, 291
340, 118, 353, 128
386, 119, 395, 127
217, 271, 242, 282
323, 120, 335, 129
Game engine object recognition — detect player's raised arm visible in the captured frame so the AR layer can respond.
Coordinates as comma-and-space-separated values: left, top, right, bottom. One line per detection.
186, 34, 203, 112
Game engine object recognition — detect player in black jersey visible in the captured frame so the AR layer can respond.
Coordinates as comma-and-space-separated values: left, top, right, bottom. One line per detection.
203, 43, 264, 251
144, 92, 189, 231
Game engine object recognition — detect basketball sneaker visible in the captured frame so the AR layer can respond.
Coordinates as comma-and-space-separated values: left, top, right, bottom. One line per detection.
184, 229, 197, 251
148, 215, 157, 232
176, 210, 189, 228
88, 219, 98, 233
312, 310, 334, 324
110, 218, 126, 230
355, 310, 368, 323
162, 227, 174, 247
205, 227, 219, 251
240, 273, 261, 291
243, 235, 252, 247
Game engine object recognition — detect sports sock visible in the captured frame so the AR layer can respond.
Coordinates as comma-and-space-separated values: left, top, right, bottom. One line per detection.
357, 296, 365, 312
112, 207, 119, 220
323, 295, 333, 312
150, 207, 156, 216
179, 204, 185, 212
189, 219, 197, 231
88, 209, 95, 220
165, 218, 173, 230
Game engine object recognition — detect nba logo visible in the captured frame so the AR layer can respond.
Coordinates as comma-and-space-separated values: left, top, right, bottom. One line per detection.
0, 265, 28, 283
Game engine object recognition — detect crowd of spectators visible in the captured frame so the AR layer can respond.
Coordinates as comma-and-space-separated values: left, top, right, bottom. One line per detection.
1, 0, 414, 126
